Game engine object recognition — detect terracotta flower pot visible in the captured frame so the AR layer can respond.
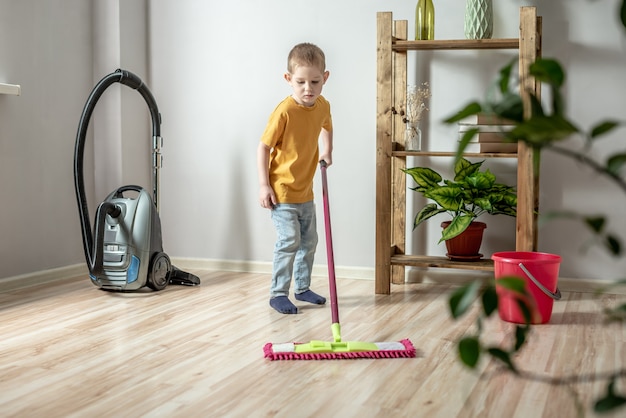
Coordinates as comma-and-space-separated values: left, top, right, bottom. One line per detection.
441, 221, 487, 261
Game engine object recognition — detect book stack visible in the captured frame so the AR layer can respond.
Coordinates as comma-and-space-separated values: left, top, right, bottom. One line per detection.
457, 113, 517, 153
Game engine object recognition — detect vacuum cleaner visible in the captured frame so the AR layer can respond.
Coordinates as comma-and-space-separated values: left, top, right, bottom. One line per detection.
74, 69, 200, 291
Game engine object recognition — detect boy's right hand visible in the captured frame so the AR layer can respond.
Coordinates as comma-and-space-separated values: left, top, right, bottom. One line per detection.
259, 185, 277, 209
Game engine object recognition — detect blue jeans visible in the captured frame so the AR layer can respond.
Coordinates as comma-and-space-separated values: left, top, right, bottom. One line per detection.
269, 202, 318, 298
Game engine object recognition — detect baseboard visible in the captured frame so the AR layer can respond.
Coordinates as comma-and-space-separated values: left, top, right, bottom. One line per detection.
171, 258, 625, 294
170, 257, 375, 281
2, 259, 623, 295
0, 264, 87, 293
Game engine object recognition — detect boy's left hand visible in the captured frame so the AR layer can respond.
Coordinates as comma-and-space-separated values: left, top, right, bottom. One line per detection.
319, 155, 332, 167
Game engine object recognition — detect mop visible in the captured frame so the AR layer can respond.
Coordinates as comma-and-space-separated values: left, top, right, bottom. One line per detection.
263, 161, 416, 360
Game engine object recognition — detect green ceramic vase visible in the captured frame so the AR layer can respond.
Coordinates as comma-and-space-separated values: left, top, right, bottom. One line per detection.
464, 0, 493, 39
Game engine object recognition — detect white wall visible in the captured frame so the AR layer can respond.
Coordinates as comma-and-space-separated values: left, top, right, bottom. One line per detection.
148, 0, 626, 281
1, 0, 625, 283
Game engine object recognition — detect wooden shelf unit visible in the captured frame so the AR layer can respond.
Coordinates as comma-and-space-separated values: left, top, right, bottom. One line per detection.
375, 7, 542, 294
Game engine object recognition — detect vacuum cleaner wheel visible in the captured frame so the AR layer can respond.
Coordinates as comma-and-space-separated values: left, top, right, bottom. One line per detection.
147, 252, 171, 291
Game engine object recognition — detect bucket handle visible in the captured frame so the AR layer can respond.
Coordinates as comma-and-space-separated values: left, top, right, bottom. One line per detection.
519, 263, 562, 300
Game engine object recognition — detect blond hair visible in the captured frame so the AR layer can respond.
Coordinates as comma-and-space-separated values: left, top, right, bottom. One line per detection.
287, 43, 326, 73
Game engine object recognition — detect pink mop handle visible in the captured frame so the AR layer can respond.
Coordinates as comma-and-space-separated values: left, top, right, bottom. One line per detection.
320, 160, 339, 325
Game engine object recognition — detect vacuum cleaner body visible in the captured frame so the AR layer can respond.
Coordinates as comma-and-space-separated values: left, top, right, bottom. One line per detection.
92, 185, 169, 291
74, 69, 199, 291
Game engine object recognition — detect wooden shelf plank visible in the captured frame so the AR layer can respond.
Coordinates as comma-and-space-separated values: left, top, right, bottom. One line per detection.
391, 255, 494, 271
393, 38, 519, 51
393, 151, 518, 158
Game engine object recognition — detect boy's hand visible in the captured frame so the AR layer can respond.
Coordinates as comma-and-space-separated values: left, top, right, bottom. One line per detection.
319, 154, 332, 167
259, 185, 277, 209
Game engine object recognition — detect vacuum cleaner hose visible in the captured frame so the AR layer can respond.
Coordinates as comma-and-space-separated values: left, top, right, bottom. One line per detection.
74, 69, 161, 275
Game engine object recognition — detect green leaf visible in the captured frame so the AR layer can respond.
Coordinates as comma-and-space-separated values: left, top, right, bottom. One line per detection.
497, 60, 515, 94
614, 303, 626, 313
594, 395, 626, 413
516, 297, 534, 324
443, 102, 482, 124
490, 92, 524, 123
607, 153, 626, 175
621, 0, 626, 30
550, 87, 566, 117
426, 186, 463, 212
403, 167, 442, 189
459, 337, 481, 368
605, 235, 622, 256
585, 216, 606, 233
590, 120, 620, 139
481, 285, 498, 317
603, 303, 626, 323
503, 193, 518, 208
594, 380, 626, 413
495, 276, 527, 294
414, 204, 446, 229
514, 325, 530, 351
449, 280, 481, 319
456, 129, 479, 163
529, 92, 547, 118
454, 158, 483, 181
466, 170, 496, 189
530, 58, 565, 87
510, 115, 579, 146
440, 215, 475, 242
474, 197, 493, 213
487, 347, 518, 373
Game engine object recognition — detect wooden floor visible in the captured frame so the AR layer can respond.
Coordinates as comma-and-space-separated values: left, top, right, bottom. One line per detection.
1, 270, 624, 417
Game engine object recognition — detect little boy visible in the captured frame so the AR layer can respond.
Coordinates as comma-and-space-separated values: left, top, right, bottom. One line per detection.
257, 42, 333, 314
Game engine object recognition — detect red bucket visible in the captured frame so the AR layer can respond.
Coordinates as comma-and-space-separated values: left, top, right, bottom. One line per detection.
492, 251, 562, 324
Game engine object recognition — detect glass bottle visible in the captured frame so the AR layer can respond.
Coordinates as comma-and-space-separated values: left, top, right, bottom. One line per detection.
415, 0, 435, 40
405, 121, 422, 151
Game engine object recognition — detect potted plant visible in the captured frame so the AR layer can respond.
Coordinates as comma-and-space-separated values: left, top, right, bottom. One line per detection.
403, 157, 517, 260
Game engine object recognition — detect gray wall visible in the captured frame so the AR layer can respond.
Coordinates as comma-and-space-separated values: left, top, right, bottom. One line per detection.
0, 0, 151, 280
0, 1, 92, 278
2, 0, 625, 282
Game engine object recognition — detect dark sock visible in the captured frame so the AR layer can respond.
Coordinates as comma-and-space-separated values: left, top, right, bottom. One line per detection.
270, 296, 298, 314
295, 290, 326, 305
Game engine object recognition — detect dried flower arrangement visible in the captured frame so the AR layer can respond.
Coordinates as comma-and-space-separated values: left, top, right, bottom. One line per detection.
403, 82, 431, 125
397, 82, 431, 150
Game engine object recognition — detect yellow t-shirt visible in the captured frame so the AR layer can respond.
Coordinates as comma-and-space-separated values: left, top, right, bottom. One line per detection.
260, 95, 332, 203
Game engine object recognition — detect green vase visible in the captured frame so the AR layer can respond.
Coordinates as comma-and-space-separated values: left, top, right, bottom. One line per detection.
464, 0, 493, 39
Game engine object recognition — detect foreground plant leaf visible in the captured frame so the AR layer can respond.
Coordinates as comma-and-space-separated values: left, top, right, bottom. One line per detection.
605, 235, 622, 256
495, 276, 526, 294
514, 325, 530, 351
459, 337, 481, 368
590, 120, 620, 139
481, 285, 498, 317
442, 101, 482, 124
594, 380, 626, 413
487, 347, 518, 373
449, 280, 481, 319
